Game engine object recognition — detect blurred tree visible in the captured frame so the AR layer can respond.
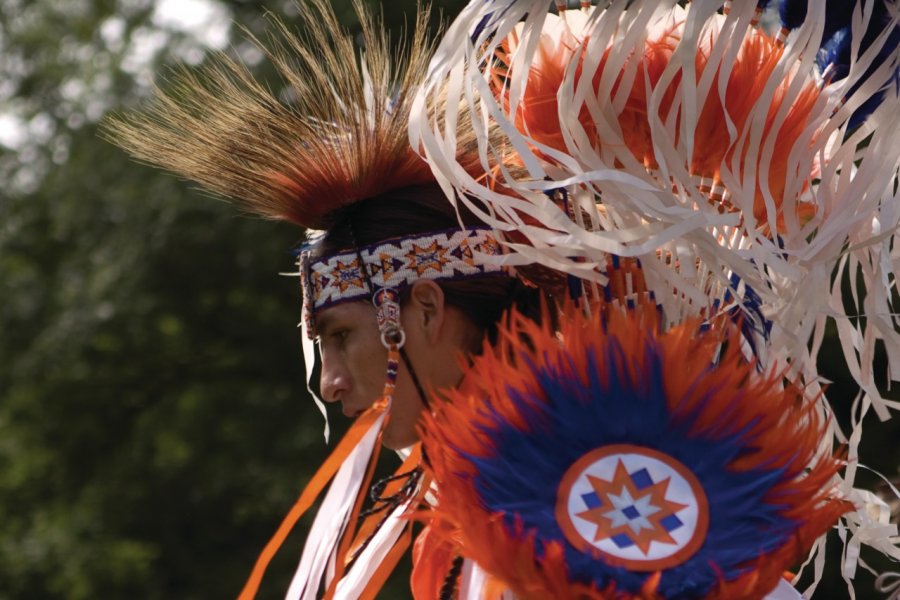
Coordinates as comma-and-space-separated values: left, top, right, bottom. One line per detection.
0, 1, 896, 600
0, 0, 464, 598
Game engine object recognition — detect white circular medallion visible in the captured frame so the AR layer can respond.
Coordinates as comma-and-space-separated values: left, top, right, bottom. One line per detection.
555, 444, 708, 571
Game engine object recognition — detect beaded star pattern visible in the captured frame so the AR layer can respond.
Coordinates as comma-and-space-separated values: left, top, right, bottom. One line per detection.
302, 228, 506, 311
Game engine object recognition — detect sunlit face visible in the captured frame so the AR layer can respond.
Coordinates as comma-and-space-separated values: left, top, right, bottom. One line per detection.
316, 301, 425, 450
314, 281, 480, 451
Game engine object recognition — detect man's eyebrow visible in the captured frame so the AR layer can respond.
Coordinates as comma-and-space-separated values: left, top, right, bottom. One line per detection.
316, 311, 343, 337
314, 312, 337, 337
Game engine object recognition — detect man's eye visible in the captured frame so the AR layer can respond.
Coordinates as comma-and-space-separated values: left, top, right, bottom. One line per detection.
317, 326, 352, 350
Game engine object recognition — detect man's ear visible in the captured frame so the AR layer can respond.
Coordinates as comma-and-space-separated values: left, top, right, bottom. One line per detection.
407, 280, 446, 344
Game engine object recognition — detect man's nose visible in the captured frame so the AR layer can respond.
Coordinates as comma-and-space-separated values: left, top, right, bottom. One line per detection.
320, 359, 349, 403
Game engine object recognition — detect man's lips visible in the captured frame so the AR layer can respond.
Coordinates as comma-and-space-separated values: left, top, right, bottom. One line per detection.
341, 404, 365, 418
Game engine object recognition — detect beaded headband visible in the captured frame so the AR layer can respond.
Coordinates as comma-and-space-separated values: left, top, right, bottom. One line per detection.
299, 227, 508, 337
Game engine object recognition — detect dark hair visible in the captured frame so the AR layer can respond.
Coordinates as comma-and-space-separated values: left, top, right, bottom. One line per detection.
314, 184, 552, 347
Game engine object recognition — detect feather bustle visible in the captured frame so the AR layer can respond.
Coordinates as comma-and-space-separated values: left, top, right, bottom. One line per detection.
420, 303, 849, 599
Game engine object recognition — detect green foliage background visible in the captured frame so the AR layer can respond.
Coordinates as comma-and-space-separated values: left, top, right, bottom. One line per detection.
0, 1, 462, 597
0, 1, 896, 599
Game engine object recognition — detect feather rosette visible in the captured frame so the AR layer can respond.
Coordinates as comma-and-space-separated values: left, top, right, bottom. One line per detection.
420, 304, 850, 599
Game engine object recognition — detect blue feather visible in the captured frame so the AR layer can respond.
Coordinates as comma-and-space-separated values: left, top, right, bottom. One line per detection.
470, 0, 517, 43
720, 273, 771, 365
823, 1, 858, 42
779, 0, 857, 39
818, 31, 851, 84
778, 0, 808, 31
784, 1, 898, 128
847, 15, 900, 128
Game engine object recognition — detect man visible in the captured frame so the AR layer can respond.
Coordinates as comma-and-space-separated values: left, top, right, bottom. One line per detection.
108, 0, 899, 598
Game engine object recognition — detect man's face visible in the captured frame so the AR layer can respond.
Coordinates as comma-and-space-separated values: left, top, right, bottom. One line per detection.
315, 300, 425, 450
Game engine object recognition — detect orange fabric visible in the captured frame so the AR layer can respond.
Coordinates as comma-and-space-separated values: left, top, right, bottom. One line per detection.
237, 405, 385, 600
347, 445, 423, 561
411, 525, 458, 600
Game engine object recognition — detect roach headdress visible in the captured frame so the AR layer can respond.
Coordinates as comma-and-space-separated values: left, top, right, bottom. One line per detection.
107, 0, 434, 229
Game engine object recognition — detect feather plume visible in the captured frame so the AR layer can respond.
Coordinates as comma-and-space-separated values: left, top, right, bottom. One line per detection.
105, 0, 470, 229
